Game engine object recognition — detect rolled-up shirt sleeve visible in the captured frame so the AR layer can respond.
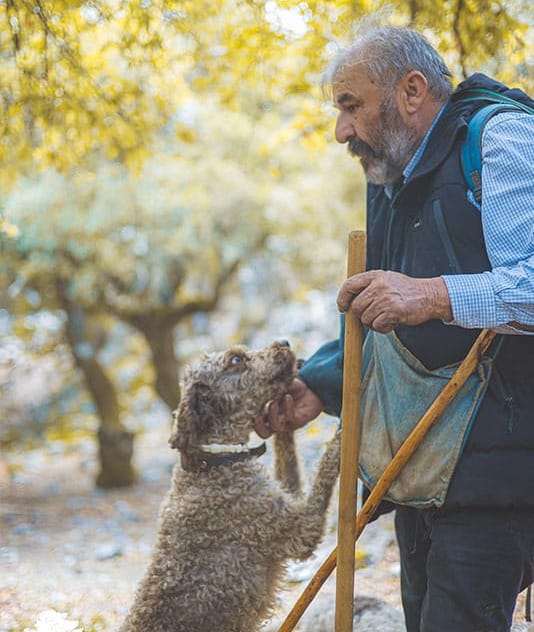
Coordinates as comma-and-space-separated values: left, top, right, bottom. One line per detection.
442, 111, 534, 334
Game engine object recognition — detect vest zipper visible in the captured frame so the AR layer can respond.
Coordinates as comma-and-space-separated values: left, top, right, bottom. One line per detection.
432, 199, 463, 274
492, 367, 516, 433
382, 205, 395, 269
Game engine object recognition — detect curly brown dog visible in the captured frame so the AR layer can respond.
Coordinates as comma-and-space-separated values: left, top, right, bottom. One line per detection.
120, 341, 340, 632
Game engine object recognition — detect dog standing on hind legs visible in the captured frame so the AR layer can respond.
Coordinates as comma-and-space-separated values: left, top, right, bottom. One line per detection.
120, 341, 340, 632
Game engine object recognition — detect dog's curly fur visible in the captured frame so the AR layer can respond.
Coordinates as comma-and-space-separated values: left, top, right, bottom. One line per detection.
120, 342, 340, 632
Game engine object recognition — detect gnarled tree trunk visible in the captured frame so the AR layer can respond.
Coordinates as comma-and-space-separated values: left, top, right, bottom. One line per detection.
76, 350, 136, 488
60, 292, 136, 488
132, 315, 181, 412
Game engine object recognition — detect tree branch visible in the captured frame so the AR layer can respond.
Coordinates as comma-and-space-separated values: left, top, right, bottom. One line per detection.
453, 0, 468, 79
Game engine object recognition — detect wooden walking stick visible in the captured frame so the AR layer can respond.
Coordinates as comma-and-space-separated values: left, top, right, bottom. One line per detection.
278, 326, 496, 632
335, 230, 366, 632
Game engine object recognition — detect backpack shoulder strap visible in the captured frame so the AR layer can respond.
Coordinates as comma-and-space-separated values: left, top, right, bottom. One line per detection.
461, 94, 534, 206
459, 87, 534, 114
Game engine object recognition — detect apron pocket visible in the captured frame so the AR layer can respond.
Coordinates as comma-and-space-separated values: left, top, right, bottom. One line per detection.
354, 330, 492, 508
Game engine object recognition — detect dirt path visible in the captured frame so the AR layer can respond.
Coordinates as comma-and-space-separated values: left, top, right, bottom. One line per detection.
0, 416, 530, 631
1, 431, 164, 630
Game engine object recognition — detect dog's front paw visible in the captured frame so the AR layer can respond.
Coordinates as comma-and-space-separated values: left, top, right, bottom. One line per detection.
330, 428, 341, 453
322, 431, 341, 473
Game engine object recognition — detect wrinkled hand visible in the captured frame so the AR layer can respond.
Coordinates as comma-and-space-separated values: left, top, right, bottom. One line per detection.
336, 270, 452, 333
254, 378, 323, 439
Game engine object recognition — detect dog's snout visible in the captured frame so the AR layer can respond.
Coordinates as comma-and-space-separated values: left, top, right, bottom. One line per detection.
275, 339, 291, 348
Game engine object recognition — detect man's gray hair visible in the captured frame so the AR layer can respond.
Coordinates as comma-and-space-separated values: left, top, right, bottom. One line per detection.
324, 26, 453, 101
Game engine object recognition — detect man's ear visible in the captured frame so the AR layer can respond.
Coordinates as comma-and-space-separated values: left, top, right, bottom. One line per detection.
396, 70, 429, 116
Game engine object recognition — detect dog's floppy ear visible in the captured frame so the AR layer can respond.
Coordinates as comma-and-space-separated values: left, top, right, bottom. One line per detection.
169, 381, 215, 470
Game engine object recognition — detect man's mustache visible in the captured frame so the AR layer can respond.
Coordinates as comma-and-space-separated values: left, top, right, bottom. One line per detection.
347, 136, 378, 160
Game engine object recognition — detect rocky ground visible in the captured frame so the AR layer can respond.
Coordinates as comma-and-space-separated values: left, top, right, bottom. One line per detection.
1, 413, 531, 631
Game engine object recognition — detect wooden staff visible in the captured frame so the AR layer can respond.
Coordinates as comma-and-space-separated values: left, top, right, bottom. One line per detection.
278, 326, 496, 632
335, 230, 366, 631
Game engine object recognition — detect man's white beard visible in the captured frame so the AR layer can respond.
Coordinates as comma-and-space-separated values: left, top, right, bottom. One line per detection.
363, 101, 419, 185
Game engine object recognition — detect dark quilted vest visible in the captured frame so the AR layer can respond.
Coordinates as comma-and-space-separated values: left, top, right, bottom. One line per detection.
366, 74, 534, 508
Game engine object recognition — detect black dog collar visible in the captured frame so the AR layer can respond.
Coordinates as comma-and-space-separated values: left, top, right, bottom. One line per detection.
183, 442, 267, 471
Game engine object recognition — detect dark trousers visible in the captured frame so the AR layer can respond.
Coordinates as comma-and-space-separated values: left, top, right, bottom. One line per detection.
395, 505, 534, 632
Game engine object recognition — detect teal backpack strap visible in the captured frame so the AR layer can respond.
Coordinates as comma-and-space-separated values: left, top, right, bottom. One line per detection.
461, 97, 534, 206
461, 104, 517, 206
459, 87, 534, 114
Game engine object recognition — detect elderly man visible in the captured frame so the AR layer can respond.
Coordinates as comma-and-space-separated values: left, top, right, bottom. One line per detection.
256, 25, 534, 632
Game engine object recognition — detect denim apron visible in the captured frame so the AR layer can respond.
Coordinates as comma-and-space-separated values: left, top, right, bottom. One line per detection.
357, 330, 493, 508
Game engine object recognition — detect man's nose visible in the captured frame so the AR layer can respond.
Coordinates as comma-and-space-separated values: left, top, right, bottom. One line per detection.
335, 112, 354, 144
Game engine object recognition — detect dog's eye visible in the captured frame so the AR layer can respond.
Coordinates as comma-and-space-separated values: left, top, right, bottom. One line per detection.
224, 350, 248, 371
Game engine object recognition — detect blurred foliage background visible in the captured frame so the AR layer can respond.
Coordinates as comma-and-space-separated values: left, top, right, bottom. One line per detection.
1, 0, 532, 487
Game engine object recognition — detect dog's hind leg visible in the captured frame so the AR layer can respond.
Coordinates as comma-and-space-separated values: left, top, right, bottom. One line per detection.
274, 431, 301, 495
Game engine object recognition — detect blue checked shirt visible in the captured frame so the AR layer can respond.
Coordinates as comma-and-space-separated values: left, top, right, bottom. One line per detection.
399, 109, 534, 335
442, 111, 534, 334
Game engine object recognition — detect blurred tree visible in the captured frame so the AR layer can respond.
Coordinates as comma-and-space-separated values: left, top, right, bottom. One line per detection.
1, 105, 363, 486
0, 0, 531, 185
0, 154, 262, 486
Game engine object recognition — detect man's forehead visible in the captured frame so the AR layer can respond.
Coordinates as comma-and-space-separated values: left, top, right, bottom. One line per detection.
332, 64, 378, 104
